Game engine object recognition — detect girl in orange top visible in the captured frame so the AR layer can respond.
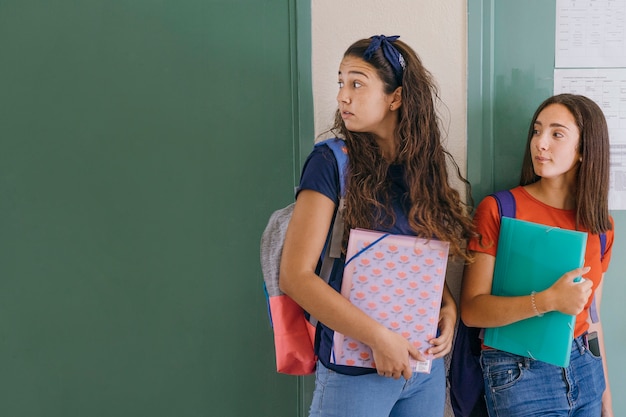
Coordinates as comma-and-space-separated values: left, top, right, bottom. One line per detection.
462, 94, 614, 417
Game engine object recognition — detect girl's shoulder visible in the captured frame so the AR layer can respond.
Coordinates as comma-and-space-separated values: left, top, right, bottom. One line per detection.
298, 142, 341, 204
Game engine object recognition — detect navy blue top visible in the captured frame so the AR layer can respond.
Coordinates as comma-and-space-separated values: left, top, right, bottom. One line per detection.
298, 144, 416, 375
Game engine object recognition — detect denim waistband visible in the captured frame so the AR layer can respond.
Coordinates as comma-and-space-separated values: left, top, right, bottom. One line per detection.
573, 332, 589, 355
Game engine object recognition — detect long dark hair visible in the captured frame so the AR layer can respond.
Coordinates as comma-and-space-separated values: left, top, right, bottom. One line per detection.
331, 37, 477, 261
520, 93, 612, 234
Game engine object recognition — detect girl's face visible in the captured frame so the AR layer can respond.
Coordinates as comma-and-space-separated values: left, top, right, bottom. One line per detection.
336, 56, 399, 139
530, 103, 582, 182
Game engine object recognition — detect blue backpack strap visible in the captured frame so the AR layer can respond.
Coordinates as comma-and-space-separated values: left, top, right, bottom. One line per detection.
600, 233, 606, 261
588, 233, 607, 324
589, 295, 600, 323
315, 138, 348, 196
308, 138, 348, 327
312, 138, 348, 290
491, 189, 516, 219
316, 138, 348, 259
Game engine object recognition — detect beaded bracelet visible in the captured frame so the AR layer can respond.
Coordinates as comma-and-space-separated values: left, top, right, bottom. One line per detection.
530, 291, 544, 317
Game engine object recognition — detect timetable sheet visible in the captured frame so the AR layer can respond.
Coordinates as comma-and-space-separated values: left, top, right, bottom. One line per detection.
556, 0, 626, 68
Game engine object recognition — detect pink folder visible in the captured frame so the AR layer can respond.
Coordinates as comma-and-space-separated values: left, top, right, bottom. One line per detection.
331, 228, 449, 373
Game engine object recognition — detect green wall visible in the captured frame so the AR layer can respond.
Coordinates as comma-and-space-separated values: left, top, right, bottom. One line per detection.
468, 0, 626, 413
0, 1, 311, 416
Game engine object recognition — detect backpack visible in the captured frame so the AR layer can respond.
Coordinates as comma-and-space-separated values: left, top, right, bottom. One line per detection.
449, 189, 606, 417
260, 138, 348, 375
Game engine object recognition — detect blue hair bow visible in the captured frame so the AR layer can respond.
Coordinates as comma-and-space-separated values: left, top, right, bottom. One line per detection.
363, 35, 406, 85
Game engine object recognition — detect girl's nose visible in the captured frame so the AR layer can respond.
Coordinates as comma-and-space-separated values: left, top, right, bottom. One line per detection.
337, 89, 350, 104
535, 134, 549, 151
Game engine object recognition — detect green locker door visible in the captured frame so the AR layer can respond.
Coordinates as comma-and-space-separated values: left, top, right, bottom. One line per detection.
0, 1, 311, 416
468, 1, 626, 413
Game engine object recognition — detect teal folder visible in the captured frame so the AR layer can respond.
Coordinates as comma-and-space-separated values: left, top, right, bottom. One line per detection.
483, 217, 587, 367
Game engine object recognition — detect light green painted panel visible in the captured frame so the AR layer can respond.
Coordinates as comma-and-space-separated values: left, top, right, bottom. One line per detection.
0, 0, 312, 416
468, 0, 626, 413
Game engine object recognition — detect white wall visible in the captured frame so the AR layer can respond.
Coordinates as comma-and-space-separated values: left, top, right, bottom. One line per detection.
311, 0, 467, 176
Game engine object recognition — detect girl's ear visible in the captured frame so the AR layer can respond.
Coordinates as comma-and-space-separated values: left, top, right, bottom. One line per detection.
390, 86, 402, 111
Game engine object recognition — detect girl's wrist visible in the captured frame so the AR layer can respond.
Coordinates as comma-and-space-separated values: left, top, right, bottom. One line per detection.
532, 290, 551, 316
439, 302, 457, 322
530, 291, 544, 317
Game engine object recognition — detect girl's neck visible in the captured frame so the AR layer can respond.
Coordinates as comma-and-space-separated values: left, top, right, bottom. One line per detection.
373, 134, 398, 163
524, 180, 576, 210
371, 113, 399, 162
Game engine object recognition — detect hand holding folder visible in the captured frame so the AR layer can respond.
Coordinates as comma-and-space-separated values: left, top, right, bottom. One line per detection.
331, 229, 450, 373
484, 217, 588, 367
542, 265, 593, 316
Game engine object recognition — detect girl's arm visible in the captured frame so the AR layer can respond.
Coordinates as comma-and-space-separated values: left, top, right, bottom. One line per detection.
461, 252, 592, 328
279, 189, 424, 379
587, 275, 613, 417
427, 282, 457, 358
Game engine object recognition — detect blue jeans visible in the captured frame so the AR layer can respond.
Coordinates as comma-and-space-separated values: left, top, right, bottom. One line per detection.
481, 335, 605, 417
308, 358, 445, 417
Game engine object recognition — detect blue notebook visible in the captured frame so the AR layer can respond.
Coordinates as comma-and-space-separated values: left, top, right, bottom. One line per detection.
483, 217, 588, 367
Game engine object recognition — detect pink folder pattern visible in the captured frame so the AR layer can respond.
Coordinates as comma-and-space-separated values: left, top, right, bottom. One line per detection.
331, 228, 449, 373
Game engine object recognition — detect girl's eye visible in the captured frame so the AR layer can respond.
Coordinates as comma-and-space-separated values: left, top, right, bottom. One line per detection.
532, 129, 540, 136
353, 81, 362, 88
553, 131, 564, 139
338, 81, 344, 88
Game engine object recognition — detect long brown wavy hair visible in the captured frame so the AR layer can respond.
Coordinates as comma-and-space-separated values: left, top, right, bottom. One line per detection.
519, 93, 612, 234
330, 37, 477, 261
